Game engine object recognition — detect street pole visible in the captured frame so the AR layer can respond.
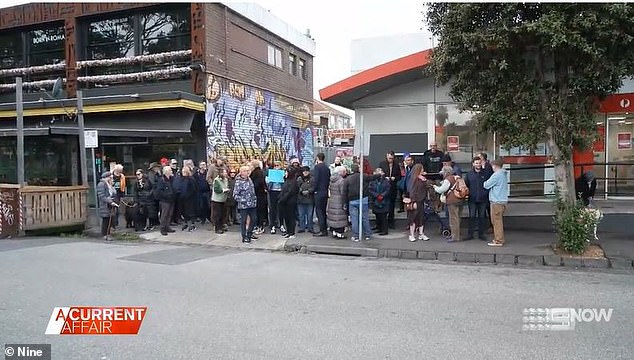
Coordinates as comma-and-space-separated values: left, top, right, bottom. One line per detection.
16, 77, 25, 186
358, 115, 364, 239
77, 90, 88, 186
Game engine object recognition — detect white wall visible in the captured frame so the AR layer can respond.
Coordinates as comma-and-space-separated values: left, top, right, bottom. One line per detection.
354, 77, 453, 108
350, 33, 432, 74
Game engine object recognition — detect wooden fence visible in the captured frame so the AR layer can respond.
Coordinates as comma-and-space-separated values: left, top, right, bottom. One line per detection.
19, 185, 88, 231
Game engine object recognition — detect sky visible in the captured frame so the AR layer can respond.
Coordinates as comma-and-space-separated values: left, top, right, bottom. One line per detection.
3, 0, 431, 114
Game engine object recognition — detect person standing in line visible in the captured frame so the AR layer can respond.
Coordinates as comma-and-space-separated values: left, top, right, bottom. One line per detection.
398, 154, 414, 213
433, 166, 462, 242
250, 159, 268, 235
344, 164, 375, 242
422, 142, 445, 182
266, 161, 284, 234
379, 151, 401, 229
327, 166, 348, 239
329, 156, 343, 174
211, 168, 230, 234
178, 166, 198, 232
297, 166, 314, 233
233, 165, 257, 244
278, 167, 299, 239
312, 152, 331, 237
146, 162, 162, 229
133, 169, 154, 232
483, 159, 509, 247
157, 166, 176, 236
477, 152, 494, 233
404, 164, 430, 242
368, 168, 391, 236
195, 161, 210, 225
226, 168, 238, 226
111, 164, 126, 229
464, 157, 489, 241
97, 171, 118, 241
169, 159, 182, 226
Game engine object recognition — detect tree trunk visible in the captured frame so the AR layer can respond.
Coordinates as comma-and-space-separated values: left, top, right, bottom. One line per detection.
546, 127, 576, 204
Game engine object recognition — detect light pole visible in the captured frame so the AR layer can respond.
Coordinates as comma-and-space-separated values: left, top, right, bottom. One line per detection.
16, 77, 24, 186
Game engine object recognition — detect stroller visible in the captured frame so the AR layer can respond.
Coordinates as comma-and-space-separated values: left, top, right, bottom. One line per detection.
423, 185, 451, 238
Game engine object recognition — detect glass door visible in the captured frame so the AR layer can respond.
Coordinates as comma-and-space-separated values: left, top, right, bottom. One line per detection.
606, 113, 634, 196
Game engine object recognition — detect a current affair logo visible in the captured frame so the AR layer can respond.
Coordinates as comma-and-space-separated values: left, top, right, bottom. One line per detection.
45, 307, 147, 335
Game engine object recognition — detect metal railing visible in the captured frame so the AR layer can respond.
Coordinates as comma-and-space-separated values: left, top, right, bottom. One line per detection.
505, 162, 634, 198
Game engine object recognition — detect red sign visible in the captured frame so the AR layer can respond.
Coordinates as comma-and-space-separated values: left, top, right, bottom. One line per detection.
617, 132, 632, 150
599, 93, 634, 113
447, 136, 459, 152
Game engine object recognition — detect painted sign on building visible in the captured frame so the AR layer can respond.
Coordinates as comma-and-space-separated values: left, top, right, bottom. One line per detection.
204, 75, 314, 170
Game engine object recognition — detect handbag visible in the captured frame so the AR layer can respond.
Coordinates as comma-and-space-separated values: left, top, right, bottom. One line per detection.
403, 197, 416, 211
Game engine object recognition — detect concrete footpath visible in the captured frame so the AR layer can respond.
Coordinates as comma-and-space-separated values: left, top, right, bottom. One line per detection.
85, 219, 634, 271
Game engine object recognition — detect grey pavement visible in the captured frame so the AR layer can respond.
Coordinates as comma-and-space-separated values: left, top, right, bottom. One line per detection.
1, 238, 633, 359
91, 218, 634, 270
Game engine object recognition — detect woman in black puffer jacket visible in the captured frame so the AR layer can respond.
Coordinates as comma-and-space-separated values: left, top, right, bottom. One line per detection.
178, 166, 198, 232
134, 169, 156, 231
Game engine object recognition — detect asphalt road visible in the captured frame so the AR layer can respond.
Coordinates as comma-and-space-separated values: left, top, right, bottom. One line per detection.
0, 238, 633, 360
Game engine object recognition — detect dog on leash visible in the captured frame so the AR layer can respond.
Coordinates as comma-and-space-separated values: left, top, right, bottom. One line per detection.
122, 198, 138, 229
581, 207, 603, 242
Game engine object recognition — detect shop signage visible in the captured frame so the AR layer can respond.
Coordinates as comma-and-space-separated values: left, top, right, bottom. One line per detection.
617, 132, 632, 150
84, 130, 98, 148
447, 136, 459, 152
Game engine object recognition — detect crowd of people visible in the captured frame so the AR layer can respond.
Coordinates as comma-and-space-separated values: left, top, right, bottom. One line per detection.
96, 144, 510, 247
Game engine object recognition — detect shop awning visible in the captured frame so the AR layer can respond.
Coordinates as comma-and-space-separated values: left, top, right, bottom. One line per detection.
49, 110, 195, 137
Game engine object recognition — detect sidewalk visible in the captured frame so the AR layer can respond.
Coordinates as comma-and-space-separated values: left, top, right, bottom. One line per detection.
88, 220, 634, 271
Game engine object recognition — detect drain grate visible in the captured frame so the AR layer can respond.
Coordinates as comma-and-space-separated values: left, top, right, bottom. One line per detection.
118, 247, 235, 265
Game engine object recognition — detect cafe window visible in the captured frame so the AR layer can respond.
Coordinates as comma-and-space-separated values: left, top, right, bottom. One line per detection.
0, 32, 23, 69
434, 104, 495, 166
28, 27, 65, 67
141, 7, 191, 55
87, 16, 136, 60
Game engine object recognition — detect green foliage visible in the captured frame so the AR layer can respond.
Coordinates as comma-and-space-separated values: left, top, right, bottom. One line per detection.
553, 193, 599, 254
112, 232, 141, 241
425, 3, 634, 159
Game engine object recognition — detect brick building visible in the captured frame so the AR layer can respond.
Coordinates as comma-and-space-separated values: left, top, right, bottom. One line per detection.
0, 2, 315, 200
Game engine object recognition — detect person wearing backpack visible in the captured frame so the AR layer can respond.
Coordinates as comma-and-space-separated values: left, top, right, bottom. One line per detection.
433, 166, 464, 242
464, 156, 489, 241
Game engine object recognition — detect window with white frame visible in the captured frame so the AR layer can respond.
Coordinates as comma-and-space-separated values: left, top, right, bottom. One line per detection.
267, 44, 282, 69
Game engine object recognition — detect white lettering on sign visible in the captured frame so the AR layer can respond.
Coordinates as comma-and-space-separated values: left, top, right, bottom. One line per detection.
32, 33, 65, 45
620, 98, 631, 109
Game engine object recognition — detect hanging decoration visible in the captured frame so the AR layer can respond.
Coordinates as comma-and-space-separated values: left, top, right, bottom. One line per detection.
0, 62, 66, 77
76, 50, 192, 69
77, 67, 192, 84
0, 78, 66, 91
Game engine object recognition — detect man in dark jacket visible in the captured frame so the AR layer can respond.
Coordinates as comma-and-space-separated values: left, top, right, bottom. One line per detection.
422, 141, 445, 181
379, 150, 401, 229
575, 171, 597, 207
297, 166, 314, 233
464, 156, 489, 241
312, 152, 330, 236
195, 161, 210, 224
157, 166, 176, 236
249, 160, 268, 234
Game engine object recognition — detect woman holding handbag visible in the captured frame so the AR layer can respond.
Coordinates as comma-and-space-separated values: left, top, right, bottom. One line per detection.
404, 164, 429, 242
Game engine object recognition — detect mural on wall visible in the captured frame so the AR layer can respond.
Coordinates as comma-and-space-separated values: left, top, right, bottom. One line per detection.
204, 75, 314, 170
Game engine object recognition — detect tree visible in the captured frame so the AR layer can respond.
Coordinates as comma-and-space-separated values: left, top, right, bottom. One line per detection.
426, 3, 634, 204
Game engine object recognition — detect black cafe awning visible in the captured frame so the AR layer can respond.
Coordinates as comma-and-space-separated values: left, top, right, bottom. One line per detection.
49, 110, 196, 137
